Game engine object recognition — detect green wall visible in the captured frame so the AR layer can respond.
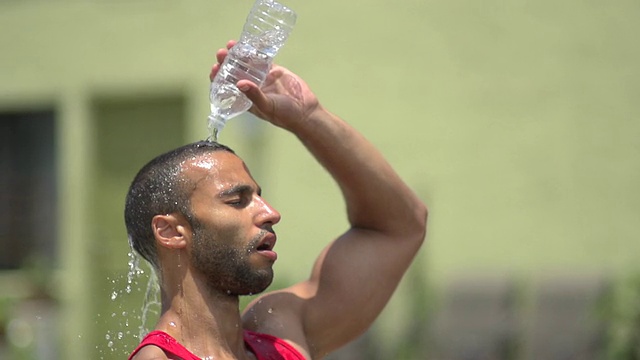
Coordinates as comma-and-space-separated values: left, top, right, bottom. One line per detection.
1, 0, 639, 358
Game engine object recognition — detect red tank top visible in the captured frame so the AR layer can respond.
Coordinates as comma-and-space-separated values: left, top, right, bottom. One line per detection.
127, 330, 306, 360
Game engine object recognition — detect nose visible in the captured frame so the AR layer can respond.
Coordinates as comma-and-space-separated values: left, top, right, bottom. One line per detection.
255, 196, 281, 226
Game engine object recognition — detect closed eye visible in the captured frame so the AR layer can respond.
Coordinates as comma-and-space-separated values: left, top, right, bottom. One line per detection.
226, 196, 249, 207
220, 184, 256, 208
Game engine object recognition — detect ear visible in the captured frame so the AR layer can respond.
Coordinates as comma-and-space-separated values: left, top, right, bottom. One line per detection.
151, 213, 190, 249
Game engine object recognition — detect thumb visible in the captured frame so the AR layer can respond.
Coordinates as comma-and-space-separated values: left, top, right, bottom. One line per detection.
238, 80, 272, 113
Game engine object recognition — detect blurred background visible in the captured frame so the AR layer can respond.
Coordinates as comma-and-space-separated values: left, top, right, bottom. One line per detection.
1, 0, 639, 359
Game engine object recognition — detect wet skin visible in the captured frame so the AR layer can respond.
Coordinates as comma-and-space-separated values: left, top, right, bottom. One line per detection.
183, 151, 281, 296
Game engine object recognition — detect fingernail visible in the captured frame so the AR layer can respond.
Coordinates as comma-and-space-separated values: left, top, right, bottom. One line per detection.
238, 84, 249, 91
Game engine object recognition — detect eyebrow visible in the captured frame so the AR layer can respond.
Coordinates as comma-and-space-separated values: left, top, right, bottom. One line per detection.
218, 184, 262, 198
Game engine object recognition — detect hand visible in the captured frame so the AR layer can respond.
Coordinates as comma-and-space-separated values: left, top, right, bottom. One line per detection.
210, 40, 321, 131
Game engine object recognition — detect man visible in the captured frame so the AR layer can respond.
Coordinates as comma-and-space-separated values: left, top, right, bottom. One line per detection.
125, 41, 428, 360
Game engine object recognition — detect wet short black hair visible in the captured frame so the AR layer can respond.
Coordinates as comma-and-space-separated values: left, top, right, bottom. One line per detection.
124, 140, 235, 270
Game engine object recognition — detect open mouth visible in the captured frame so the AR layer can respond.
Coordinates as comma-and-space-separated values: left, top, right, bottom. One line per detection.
256, 233, 276, 251
257, 242, 272, 251
254, 234, 277, 261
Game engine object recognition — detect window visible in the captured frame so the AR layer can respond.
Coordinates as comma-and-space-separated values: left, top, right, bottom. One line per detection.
0, 110, 57, 270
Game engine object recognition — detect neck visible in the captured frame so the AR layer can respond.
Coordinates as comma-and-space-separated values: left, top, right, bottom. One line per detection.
155, 264, 251, 359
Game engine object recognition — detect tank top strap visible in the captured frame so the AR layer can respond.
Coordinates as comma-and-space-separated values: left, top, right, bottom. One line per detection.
128, 330, 200, 360
243, 330, 307, 360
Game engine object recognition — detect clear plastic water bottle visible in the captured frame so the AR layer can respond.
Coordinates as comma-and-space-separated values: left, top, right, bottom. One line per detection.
208, 0, 297, 140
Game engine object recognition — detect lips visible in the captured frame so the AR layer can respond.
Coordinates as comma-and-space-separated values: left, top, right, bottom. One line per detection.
256, 233, 276, 251
255, 233, 277, 261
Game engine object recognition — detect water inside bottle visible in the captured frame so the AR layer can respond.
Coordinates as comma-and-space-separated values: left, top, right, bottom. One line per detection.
207, 51, 261, 140
207, 81, 248, 142
206, 23, 291, 141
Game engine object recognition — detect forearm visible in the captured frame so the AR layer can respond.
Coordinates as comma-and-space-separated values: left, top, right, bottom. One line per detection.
235, 63, 426, 237
289, 105, 427, 237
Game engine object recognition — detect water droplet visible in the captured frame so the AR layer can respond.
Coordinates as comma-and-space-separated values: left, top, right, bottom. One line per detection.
107, 341, 114, 348
105, 334, 111, 340
117, 332, 124, 340
169, 321, 176, 328
267, 308, 273, 314
139, 266, 161, 341
110, 291, 118, 300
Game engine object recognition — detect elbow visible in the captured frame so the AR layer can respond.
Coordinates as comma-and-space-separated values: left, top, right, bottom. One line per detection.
415, 202, 429, 244
404, 200, 428, 248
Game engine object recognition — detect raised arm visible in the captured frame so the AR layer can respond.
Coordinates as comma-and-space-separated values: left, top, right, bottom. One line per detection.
212, 42, 428, 358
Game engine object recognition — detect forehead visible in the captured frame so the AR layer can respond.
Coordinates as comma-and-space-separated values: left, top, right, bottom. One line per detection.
181, 151, 255, 193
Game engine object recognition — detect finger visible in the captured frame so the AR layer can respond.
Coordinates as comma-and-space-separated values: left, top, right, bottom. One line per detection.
216, 47, 229, 65
237, 80, 272, 112
209, 63, 220, 81
211, 40, 238, 81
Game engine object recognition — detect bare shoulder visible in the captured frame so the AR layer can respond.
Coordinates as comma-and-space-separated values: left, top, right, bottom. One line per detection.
130, 345, 171, 360
243, 284, 309, 329
242, 284, 314, 351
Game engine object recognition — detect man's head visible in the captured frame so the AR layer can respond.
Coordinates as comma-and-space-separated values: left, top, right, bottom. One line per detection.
125, 140, 281, 295
125, 141, 235, 270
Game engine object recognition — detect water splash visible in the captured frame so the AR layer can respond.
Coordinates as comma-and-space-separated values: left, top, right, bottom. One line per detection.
139, 266, 160, 340
127, 250, 146, 293
99, 250, 160, 359
206, 115, 222, 142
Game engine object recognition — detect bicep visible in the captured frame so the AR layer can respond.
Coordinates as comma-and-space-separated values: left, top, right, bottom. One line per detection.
298, 228, 423, 356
